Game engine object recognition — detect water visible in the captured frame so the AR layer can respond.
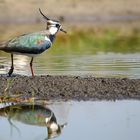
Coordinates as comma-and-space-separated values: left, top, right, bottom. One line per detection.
0, 100, 140, 140
0, 52, 140, 78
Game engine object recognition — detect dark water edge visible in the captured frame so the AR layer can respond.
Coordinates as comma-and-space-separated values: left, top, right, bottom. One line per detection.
0, 75, 140, 101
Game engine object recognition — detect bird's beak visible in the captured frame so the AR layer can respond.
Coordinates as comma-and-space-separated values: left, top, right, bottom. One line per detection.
60, 28, 67, 33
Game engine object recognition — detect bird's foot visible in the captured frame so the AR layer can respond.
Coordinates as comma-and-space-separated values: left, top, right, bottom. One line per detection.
8, 67, 14, 77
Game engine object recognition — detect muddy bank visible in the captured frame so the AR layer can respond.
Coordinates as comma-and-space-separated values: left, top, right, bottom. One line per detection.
0, 75, 140, 101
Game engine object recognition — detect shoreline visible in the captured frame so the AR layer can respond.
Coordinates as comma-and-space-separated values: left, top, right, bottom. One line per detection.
0, 75, 140, 101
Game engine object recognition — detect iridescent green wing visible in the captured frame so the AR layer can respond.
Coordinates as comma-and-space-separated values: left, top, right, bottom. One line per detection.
8, 33, 45, 49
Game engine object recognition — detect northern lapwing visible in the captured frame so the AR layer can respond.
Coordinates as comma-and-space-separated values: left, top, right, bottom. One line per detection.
0, 104, 66, 139
0, 8, 66, 77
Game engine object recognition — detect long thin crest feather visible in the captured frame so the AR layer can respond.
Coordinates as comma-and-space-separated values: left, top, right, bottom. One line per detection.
39, 8, 50, 20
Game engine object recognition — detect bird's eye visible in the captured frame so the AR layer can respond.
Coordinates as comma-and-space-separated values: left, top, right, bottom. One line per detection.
56, 24, 60, 28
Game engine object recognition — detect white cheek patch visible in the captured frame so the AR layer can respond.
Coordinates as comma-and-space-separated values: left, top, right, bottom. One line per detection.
49, 27, 58, 35
50, 123, 59, 131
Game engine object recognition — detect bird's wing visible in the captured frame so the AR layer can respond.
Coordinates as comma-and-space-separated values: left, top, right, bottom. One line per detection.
9, 33, 45, 47
0, 33, 29, 50
0, 31, 51, 53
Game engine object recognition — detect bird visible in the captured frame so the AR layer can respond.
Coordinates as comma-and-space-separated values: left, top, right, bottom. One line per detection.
0, 8, 66, 77
0, 104, 66, 139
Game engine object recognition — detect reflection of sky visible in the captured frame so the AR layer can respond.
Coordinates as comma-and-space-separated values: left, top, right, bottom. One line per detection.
0, 100, 140, 140
0, 52, 140, 78
47, 101, 71, 124
0, 119, 47, 140
59, 100, 140, 140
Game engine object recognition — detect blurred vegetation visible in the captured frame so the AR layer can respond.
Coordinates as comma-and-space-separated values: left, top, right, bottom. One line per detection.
0, 25, 140, 56
51, 27, 140, 54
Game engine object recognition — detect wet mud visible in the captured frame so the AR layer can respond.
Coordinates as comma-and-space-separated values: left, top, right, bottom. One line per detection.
0, 75, 140, 101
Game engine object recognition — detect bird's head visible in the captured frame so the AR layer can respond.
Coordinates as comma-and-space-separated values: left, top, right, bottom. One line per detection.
47, 122, 67, 139
39, 8, 67, 35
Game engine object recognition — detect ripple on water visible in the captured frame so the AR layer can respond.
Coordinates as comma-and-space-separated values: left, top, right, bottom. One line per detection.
0, 53, 140, 78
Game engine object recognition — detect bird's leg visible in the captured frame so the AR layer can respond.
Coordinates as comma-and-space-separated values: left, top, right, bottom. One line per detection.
30, 57, 34, 77
8, 54, 14, 76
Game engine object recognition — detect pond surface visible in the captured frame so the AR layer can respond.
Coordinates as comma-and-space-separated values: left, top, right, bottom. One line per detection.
0, 100, 140, 140
0, 52, 140, 79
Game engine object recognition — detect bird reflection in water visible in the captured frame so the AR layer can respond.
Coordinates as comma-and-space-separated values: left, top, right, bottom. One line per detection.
0, 103, 67, 139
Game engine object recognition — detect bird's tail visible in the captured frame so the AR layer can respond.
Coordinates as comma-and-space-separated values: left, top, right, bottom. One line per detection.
0, 41, 6, 50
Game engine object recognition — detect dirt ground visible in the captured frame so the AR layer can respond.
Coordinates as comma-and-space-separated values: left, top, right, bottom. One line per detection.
0, 75, 140, 101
